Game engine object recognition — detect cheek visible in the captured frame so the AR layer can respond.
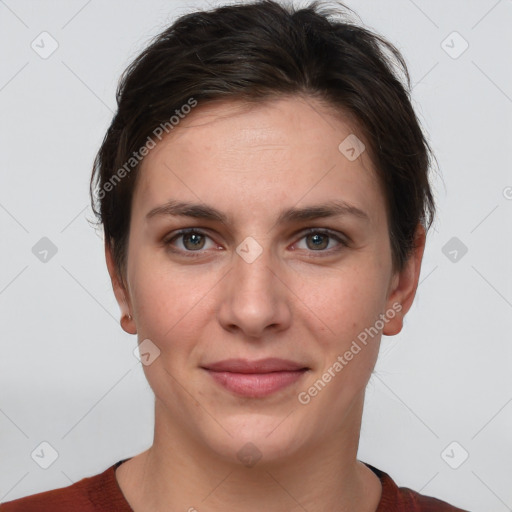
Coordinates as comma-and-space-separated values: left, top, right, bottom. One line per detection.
298, 264, 387, 338
297, 265, 386, 395
128, 258, 212, 348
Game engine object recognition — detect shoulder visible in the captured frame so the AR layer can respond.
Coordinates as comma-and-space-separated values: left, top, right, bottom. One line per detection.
364, 463, 470, 512
0, 461, 132, 512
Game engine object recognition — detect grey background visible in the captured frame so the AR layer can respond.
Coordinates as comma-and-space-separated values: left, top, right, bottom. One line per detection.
1, 1, 511, 510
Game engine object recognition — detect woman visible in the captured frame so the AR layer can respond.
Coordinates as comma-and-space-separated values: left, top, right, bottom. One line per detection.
1, 1, 470, 510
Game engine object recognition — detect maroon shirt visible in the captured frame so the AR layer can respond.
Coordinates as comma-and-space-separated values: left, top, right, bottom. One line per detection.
0, 459, 470, 511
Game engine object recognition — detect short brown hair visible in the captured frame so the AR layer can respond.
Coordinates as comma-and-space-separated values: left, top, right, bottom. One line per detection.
90, 0, 437, 283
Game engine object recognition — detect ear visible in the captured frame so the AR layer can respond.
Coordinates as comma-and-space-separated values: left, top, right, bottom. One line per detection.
105, 241, 137, 335
382, 224, 426, 336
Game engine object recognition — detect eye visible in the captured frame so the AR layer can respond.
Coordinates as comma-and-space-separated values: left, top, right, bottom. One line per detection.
293, 229, 348, 253
163, 229, 218, 256
163, 227, 349, 258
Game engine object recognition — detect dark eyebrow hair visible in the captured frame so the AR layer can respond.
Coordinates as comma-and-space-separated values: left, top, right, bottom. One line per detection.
145, 199, 370, 224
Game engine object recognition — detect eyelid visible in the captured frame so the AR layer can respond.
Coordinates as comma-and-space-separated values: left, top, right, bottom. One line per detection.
298, 227, 349, 242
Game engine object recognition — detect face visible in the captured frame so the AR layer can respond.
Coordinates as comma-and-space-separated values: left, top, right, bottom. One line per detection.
107, 95, 424, 466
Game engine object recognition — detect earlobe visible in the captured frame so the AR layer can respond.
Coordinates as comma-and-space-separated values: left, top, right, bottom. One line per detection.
382, 224, 426, 337
120, 313, 136, 335
104, 241, 137, 335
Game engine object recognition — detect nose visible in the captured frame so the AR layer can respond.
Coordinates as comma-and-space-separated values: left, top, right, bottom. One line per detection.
216, 241, 292, 339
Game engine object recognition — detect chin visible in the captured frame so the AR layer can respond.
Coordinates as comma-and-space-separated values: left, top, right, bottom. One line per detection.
198, 416, 309, 468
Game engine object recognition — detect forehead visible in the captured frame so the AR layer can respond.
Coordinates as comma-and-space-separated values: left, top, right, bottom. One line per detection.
133, 96, 386, 227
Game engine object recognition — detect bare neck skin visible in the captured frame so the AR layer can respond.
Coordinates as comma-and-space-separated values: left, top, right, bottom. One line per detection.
116, 393, 382, 512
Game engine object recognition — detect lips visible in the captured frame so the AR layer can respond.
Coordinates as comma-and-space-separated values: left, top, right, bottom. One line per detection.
202, 358, 309, 398
202, 358, 308, 373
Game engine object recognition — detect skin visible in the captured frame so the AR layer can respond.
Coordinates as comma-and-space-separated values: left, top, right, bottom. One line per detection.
106, 95, 426, 512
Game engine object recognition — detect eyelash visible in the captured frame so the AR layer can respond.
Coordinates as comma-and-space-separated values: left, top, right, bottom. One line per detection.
163, 228, 349, 258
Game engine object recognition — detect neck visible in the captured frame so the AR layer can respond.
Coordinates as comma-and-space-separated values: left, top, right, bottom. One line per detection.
117, 395, 382, 512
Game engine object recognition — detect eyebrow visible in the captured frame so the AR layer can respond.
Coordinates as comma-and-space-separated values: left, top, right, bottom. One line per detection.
145, 199, 370, 225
